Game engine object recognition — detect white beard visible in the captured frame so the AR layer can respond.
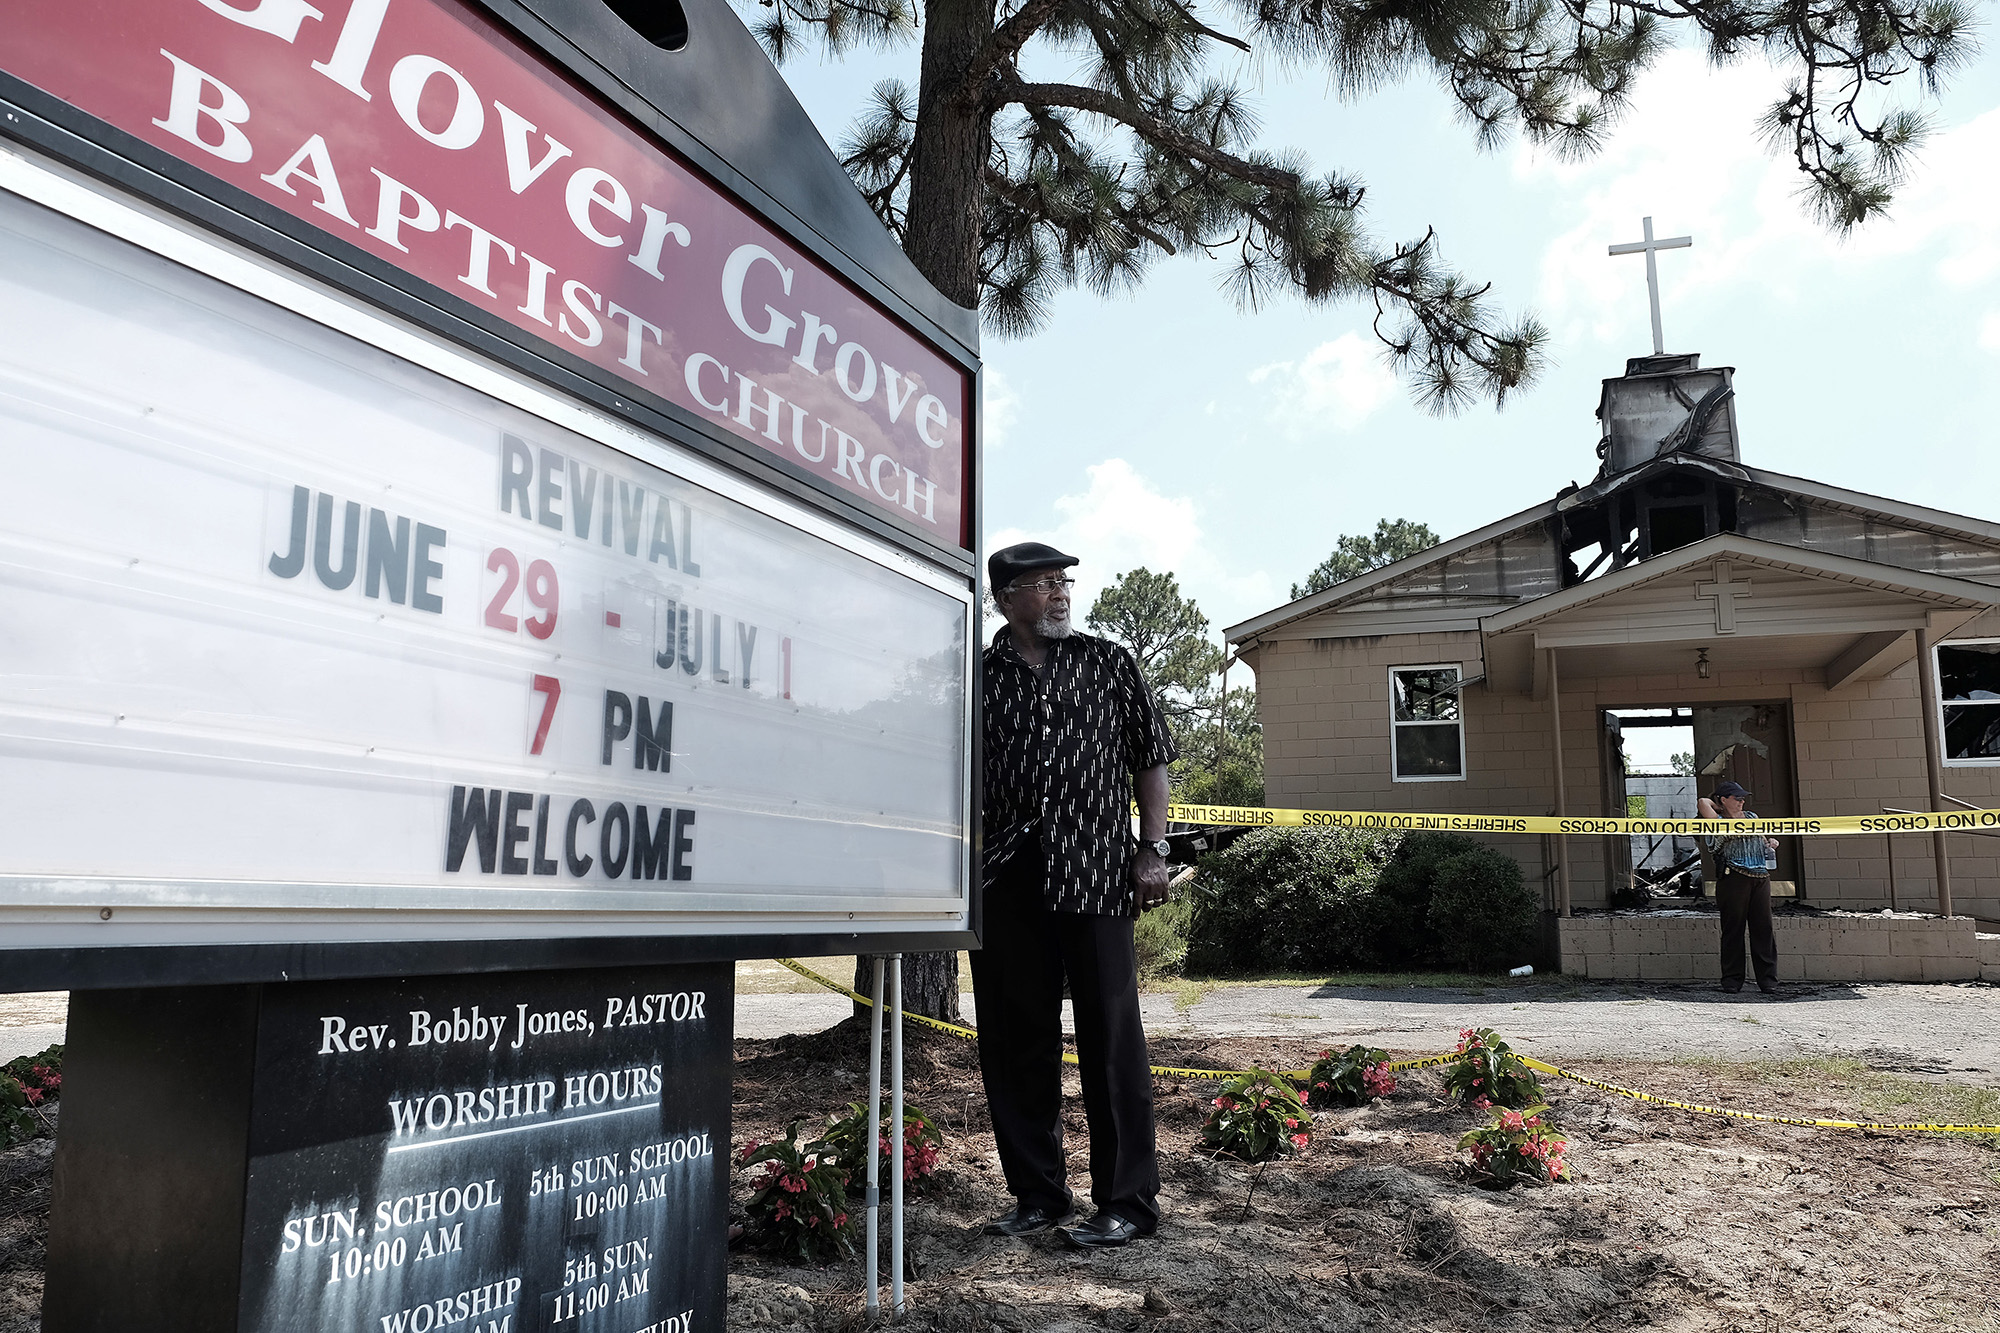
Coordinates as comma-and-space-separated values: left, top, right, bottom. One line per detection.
1034, 611, 1073, 639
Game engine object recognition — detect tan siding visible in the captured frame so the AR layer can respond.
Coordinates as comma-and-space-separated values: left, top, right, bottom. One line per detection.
1253, 635, 2000, 920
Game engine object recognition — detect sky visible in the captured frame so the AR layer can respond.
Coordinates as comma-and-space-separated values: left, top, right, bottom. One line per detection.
758, 18, 2000, 657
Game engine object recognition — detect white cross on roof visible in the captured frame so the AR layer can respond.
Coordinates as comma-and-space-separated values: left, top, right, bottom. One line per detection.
1609, 217, 1693, 356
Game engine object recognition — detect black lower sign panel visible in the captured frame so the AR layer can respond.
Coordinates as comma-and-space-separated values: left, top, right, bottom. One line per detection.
237, 964, 732, 1333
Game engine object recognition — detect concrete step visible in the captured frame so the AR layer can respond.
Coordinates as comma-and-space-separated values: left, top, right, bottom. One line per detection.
1978, 932, 2000, 982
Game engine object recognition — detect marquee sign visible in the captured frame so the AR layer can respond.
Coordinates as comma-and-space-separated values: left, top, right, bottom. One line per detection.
0, 0, 979, 985
2, 0, 971, 547
0, 177, 970, 965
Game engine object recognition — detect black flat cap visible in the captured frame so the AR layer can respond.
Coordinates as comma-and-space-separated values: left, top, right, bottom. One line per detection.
988, 540, 1078, 591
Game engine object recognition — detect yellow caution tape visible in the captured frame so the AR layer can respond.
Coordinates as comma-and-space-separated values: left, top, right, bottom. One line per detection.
774, 958, 1307, 1078
1515, 1055, 2000, 1134
775, 960, 2000, 1134
1161, 800, 2000, 838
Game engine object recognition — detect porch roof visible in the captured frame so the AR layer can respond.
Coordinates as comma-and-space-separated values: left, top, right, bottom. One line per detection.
1479, 533, 2000, 694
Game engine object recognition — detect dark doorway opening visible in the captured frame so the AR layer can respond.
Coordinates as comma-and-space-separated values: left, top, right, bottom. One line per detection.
1604, 702, 1802, 904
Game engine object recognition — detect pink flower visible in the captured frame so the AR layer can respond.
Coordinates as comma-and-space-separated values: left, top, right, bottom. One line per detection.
1472, 1096, 1493, 1110
1290, 1133, 1309, 1149
835, 1212, 849, 1228
1499, 1110, 1525, 1131
23, 1087, 42, 1106
737, 1139, 762, 1163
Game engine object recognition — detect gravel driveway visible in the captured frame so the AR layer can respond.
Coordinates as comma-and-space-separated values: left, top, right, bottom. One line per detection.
9, 980, 1997, 1077
727, 977, 2000, 1078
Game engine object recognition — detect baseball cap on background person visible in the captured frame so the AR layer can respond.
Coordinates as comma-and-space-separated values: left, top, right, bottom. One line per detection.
1712, 780, 1751, 800
988, 541, 1078, 591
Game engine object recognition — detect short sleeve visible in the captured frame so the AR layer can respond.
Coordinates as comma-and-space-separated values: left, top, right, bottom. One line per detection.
1116, 646, 1179, 773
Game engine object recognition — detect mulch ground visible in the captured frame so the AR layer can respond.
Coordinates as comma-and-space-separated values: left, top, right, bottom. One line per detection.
729, 1021, 2000, 1333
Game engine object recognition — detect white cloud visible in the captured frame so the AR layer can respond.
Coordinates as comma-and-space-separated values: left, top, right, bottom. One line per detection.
981, 366, 1020, 450
1248, 332, 1398, 434
1516, 48, 2000, 347
985, 459, 1277, 637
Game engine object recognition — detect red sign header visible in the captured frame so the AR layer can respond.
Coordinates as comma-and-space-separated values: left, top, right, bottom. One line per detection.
5, 0, 970, 546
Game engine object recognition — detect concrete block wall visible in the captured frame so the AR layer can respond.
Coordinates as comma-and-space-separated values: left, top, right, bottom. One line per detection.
1252, 627, 2000, 922
1558, 913, 1984, 982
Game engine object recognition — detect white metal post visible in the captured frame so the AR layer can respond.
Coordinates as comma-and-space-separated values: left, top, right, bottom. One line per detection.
864, 957, 885, 1315
890, 953, 905, 1314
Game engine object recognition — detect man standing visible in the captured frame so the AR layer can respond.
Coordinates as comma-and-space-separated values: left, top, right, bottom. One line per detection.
1696, 780, 1781, 995
974, 541, 1177, 1250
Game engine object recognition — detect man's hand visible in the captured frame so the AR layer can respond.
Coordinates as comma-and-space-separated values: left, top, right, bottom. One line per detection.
1132, 847, 1171, 912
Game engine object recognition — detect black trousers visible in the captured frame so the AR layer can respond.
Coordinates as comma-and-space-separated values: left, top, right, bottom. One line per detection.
969, 856, 1159, 1229
1717, 870, 1778, 988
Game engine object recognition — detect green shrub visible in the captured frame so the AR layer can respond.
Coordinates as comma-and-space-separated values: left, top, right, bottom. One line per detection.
1427, 846, 1538, 971
1299, 1045, 1397, 1109
1, 1044, 62, 1147
1184, 827, 1397, 975
1372, 831, 1485, 964
1176, 758, 1264, 809
737, 1121, 856, 1263
823, 1101, 943, 1192
1134, 892, 1191, 981
1442, 1027, 1545, 1109
1200, 1068, 1310, 1162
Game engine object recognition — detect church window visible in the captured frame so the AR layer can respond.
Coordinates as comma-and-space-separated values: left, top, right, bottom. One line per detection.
1937, 640, 2000, 764
1390, 665, 1465, 781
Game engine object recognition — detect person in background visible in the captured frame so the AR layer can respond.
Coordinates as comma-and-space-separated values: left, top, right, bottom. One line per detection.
1696, 779, 1781, 995
974, 540, 1177, 1250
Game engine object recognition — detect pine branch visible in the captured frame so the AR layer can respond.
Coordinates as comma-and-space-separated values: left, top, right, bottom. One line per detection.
997, 79, 1301, 191
955, 0, 1072, 109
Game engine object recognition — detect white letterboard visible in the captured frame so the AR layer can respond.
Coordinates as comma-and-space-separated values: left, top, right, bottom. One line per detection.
0, 162, 972, 953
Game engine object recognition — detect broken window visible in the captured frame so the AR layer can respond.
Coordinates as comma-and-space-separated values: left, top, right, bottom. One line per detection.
1391, 665, 1464, 781
1937, 639, 2000, 763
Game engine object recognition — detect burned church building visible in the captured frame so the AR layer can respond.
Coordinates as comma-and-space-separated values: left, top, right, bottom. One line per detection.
1226, 351, 2000, 976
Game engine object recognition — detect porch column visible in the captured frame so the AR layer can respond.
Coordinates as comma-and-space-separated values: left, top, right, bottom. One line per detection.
1914, 625, 1955, 917
1547, 647, 1571, 917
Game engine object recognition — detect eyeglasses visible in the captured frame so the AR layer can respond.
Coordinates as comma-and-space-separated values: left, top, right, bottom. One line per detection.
1006, 576, 1074, 595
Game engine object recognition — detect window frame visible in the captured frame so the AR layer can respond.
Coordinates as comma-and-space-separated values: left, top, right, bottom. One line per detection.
1388, 663, 1468, 783
1934, 637, 2000, 768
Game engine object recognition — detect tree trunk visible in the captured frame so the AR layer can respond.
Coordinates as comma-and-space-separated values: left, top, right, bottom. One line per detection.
902, 0, 995, 307
853, 951, 961, 1024
878, 0, 988, 1023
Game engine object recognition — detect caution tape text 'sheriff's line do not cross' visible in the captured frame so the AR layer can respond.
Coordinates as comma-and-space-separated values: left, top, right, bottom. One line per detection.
772, 960, 2000, 1136
1158, 801, 2000, 838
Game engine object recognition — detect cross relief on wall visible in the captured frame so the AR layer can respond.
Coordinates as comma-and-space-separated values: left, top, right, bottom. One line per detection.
1694, 559, 1752, 633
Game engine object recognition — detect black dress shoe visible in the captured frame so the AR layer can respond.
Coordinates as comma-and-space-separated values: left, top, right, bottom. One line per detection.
1717, 983, 1743, 993
1058, 1212, 1155, 1250
982, 1203, 1072, 1237
1758, 981, 1780, 995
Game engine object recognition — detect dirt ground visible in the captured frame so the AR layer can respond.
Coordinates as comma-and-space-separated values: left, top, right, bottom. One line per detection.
728, 1022, 2000, 1333
4, 1021, 1998, 1331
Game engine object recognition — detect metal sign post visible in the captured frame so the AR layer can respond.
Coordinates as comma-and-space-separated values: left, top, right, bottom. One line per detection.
862, 953, 907, 1317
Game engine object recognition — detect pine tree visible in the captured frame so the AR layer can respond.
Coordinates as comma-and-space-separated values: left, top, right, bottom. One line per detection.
1292, 517, 1440, 599
737, 0, 1972, 411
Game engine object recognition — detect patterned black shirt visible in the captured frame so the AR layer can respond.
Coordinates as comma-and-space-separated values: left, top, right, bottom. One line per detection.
983, 628, 1179, 916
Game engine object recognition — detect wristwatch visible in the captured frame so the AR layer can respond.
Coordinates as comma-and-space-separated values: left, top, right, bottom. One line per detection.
1139, 837, 1172, 859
